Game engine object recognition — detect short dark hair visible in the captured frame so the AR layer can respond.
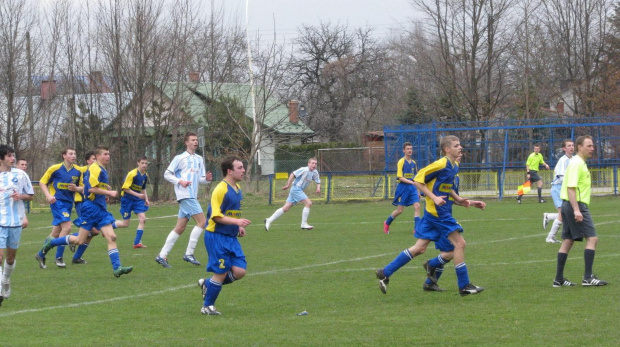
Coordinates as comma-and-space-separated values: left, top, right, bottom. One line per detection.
184, 132, 197, 142
137, 156, 148, 162
94, 146, 109, 156
84, 150, 95, 162
402, 142, 412, 149
221, 156, 242, 177
0, 145, 15, 160
62, 147, 76, 156
575, 135, 592, 149
561, 139, 573, 148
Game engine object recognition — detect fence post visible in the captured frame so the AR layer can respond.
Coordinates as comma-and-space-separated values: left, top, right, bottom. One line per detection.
614, 165, 618, 196
268, 174, 273, 205
326, 173, 332, 203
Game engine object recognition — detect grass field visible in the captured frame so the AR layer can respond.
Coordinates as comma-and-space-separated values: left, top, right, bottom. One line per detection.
2, 195, 620, 346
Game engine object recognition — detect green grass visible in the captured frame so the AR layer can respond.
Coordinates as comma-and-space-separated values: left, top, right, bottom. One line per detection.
3, 196, 620, 346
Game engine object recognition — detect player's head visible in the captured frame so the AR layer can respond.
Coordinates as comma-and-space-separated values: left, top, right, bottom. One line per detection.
94, 146, 110, 164
17, 159, 28, 170
402, 142, 413, 156
0, 144, 15, 162
221, 156, 244, 181
533, 145, 541, 153
85, 150, 96, 165
62, 147, 77, 163
184, 132, 198, 151
308, 157, 317, 171
575, 135, 594, 159
137, 156, 148, 171
561, 139, 574, 155
440, 135, 461, 157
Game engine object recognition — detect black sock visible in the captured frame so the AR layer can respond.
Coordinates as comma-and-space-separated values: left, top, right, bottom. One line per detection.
556, 252, 568, 281
584, 249, 595, 278
538, 187, 542, 200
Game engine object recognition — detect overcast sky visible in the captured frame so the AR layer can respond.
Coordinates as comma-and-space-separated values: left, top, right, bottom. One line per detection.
224, 0, 423, 44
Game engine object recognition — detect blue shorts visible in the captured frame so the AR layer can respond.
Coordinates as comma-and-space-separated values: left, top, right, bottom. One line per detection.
178, 198, 203, 219
414, 215, 463, 252
551, 184, 562, 209
287, 187, 308, 204
0, 226, 23, 249
120, 197, 149, 220
204, 231, 247, 274
50, 200, 73, 226
73, 201, 116, 231
75, 201, 84, 218
392, 183, 420, 206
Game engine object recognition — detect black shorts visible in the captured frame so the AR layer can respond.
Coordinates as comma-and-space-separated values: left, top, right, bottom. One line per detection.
529, 170, 542, 183
560, 201, 596, 241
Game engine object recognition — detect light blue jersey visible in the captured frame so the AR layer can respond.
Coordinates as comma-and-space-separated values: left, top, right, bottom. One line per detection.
0, 168, 34, 227
291, 166, 320, 190
164, 151, 208, 201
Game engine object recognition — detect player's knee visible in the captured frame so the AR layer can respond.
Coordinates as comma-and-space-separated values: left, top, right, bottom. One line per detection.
233, 268, 246, 280
110, 235, 117, 242
454, 239, 466, 250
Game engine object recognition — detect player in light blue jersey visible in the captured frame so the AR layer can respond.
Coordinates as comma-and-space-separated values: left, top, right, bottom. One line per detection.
115, 156, 150, 248
35, 147, 82, 268
544, 139, 574, 243
37, 147, 133, 278
156, 132, 212, 268
15, 159, 29, 229
265, 158, 321, 230
0, 145, 35, 306
376, 136, 486, 296
198, 156, 251, 315
383, 142, 421, 234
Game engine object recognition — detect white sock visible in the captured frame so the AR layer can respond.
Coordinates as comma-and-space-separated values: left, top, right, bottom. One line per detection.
547, 213, 558, 221
185, 226, 204, 256
548, 219, 563, 239
0, 264, 3, 284
302, 207, 310, 225
160, 231, 180, 258
2, 260, 15, 282
268, 208, 285, 222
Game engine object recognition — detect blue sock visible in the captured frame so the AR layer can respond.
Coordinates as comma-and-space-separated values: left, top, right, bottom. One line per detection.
385, 215, 395, 225
455, 262, 470, 289
204, 278, 223, 307
51, 235, 70, 247
112, 222, 117, 229
108, 248, 121, 270
429, 255, 448, 268
56, 245, 65, 259
222, 271, 237, 285
425, 266, 445, 285
73, 243, 89, 260
384, 249, 413, 277
134, 229, 144, 245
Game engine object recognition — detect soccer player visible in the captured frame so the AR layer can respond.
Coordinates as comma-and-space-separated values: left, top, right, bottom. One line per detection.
36, 146, 133, 278
383, 142, 421, 234
15, 159, 29, 229
553, 135, 607, 287
114, 156, 150, 248
376, 135, 485, 296
264, 158, 321, 230
35, 148, 82, 268
66, 150, 96, 264
543, 139, 574, 243
156, 132, 212, 268
0, 145, 34, 306
198, 156, 251, 315
517, 144, 550, 204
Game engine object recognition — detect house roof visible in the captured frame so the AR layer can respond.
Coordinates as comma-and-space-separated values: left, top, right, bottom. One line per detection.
161, 82, 314, 135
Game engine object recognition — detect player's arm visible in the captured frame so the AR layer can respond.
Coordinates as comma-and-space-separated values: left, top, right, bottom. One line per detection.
566, 187, 582, 222
413, 181, 446, 206
88, 166, 117, 198
210, 187, 250, 227
198, 158, 212, 184
282, 172, 296, 190
39, 181, 55, 203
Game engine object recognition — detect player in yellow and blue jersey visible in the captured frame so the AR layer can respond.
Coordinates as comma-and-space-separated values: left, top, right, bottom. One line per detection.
376, 136, 486, 296
37, 147, 133, 278
383, 142, 421, 234
34, 148, 82, 269
114, 156, 150, 248
0, 145, 35, 306
197, 156, 251, 315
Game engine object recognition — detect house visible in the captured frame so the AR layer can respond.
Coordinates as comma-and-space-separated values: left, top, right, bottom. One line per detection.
115, 77, 315, 175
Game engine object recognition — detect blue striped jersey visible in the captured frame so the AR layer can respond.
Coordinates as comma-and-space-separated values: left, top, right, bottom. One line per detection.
0, 168, 34, 227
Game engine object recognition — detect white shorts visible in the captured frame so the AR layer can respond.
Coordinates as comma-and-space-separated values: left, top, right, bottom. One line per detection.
178, 198, 204, 219
551, 184, 562, 209
0, 226, 23, 249
287, 187, 309, 204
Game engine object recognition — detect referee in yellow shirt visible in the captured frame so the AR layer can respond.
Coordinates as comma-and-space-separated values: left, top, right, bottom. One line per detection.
518, 144, 550, 204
